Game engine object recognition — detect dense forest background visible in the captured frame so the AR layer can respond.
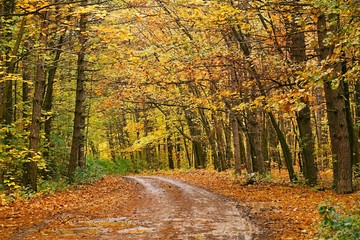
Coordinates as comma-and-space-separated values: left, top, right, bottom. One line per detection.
0, 0, 359, 194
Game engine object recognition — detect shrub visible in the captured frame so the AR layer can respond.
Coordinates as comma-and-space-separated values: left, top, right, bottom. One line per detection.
317, 201, 360, 240
74, 158, 133, 184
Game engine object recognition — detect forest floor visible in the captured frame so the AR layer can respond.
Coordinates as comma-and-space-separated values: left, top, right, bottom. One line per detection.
0, 169, 359, 239
165, 169, 360, 239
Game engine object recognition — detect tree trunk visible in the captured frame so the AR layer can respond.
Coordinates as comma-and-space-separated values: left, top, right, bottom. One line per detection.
68, 10, 87, 182
296, 105, 317, 185
355, 80, 360, 174
167, 126, 174, 169
231, 112, 241, 174
342, 55, 358, 171
26, 14, 48, 191
107, 125, 116, 161
143, 112, 153, 167
213, 113, 227, 171
78, 108, 86, 168
176, 136, 181, 168
43, 34, 65, 169
198, 108, 217, 169
184, 109, 206, 168
317, 14, 352, 193
287, 8, 317, 185
261, 113, 269, 171
0, 0, 15, 124
269, 112, 297, 181
183, 136, 192, 167
231, 25, 295, 181
224, 115, 233, 169
268, 120, 281, 170
247, 110, 265, 174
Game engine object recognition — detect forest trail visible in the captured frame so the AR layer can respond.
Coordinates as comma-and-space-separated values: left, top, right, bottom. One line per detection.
2, 176, 260, 240
123, 176, 257, 239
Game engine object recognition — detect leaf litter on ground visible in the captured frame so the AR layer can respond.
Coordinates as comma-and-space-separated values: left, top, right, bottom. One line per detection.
0, 169, 359, 240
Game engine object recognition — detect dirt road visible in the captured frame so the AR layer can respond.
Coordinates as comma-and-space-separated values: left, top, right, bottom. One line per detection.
124, 176, 257, 239
4, 176, 259, 239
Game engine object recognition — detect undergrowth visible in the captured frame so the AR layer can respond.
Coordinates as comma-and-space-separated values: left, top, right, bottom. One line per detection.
74, 157, 133, 184
1, 158, 133, 204
317, 201, 360, 240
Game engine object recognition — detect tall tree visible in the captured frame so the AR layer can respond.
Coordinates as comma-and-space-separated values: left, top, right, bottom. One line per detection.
68, 3, 88, 182
286, 4, 317, 185
317, 13, 352, 193
25, 12, 49, 191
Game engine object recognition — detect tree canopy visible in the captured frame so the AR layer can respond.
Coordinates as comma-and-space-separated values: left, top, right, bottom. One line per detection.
0, 0, 359, 194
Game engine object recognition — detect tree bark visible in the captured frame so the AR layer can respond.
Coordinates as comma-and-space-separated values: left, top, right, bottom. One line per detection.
166, 125, 175, 169
269, 112, 297, 181
296, 105, 317, 185
68, 10, 87, 182
184, 109, 206, 168
231, 25, 296, 181
43, 34, 65, 163
107, 125, 116, 161
342, 55, 358, 171
0, 0, 15, 124
231, 112, 241, 174
246, 110, 266, 174
213, 113, 227, 171
317, 14, 352, 193
25, 13, 48, 191
287, 7, 317, 185
355, 80, 360, 173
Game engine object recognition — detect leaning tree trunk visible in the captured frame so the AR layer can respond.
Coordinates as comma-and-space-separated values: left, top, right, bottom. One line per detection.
268, 112, 296, 181
231, 25, 296, 181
